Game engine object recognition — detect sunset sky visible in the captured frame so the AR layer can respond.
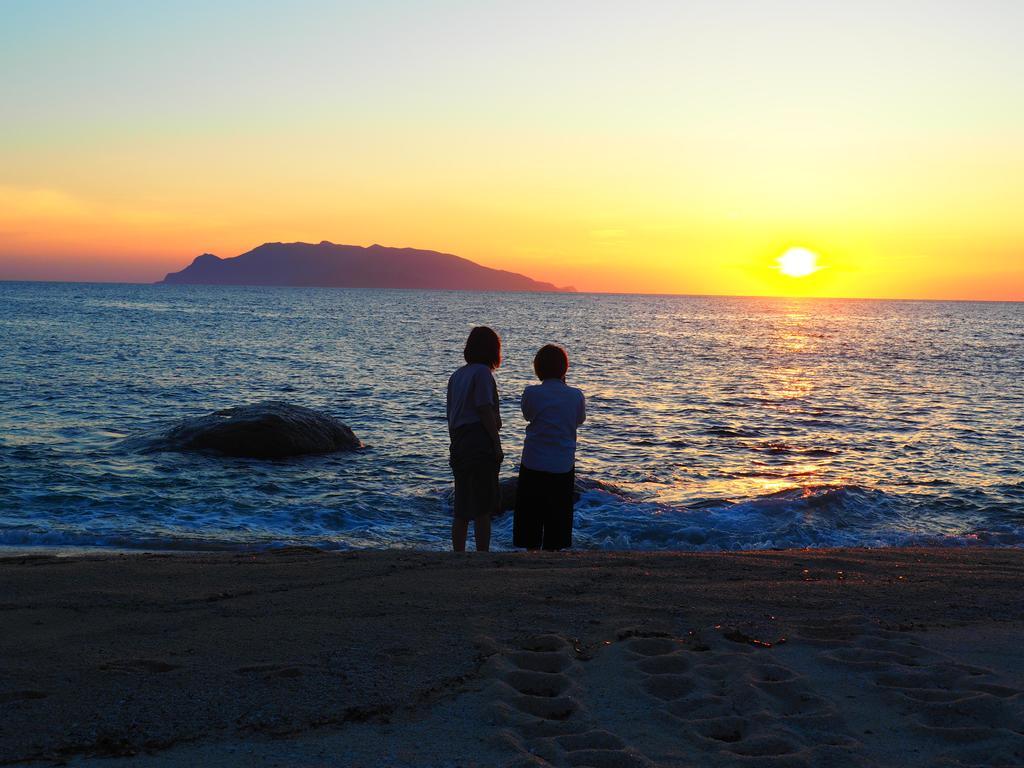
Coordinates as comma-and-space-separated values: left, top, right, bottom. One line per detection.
1, 1, 1021, 299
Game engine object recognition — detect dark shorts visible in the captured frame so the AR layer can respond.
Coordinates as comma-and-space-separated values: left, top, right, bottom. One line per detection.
513, 465, 575, 551
449, 423, 500, 521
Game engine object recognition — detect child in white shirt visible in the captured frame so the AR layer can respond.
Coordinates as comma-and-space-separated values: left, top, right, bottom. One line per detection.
513, 344, 585, 550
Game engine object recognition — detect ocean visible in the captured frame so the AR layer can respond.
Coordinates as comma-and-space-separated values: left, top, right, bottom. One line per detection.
1, 281, 1021, 552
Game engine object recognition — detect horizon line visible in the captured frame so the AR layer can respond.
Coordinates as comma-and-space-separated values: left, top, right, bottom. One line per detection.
1, 278, 1021, 305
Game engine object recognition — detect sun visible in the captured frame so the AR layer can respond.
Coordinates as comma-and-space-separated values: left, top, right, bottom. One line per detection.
776, 247, 821, 277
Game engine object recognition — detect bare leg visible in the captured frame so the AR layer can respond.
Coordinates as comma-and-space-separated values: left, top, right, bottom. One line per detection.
474, 515, 491, 552
452, 518, 469, 552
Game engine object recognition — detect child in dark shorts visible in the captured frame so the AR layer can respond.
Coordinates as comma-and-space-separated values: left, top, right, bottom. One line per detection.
513, 344, 586, 551
447, 326, 503, 552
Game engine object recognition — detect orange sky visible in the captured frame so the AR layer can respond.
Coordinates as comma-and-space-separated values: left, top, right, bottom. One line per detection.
1, 2, 1021, 300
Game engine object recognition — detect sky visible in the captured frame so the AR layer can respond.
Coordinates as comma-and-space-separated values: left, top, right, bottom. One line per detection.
1, 0, 1022, 299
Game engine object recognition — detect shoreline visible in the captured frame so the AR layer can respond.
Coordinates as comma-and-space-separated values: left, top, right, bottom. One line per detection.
2, 539, 1022, 559
2, 547, 1022, 766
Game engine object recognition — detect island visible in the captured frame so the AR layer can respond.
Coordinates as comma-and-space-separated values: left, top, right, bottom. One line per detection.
159, 241, 573, 292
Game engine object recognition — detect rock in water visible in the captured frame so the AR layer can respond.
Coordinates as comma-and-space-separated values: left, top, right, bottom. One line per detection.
155, 401, 361, 458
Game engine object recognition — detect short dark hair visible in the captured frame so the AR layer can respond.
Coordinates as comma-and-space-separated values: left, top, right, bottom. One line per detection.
534, 344, 569, 380
464, 326, 501, 369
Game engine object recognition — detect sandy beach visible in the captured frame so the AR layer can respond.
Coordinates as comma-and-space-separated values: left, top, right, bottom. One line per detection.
0, 547, 1021, 767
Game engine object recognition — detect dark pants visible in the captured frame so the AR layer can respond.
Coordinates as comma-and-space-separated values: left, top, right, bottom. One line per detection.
513, 465, 575, 550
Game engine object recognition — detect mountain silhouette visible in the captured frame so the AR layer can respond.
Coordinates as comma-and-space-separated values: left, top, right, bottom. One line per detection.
159, 241, 571, 292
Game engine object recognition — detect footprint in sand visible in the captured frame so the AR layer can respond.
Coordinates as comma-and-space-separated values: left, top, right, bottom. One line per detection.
485, 623, 1024, 767
488, 622, 1024, 767
486, 634, 654, 767
814, 622, 1024, 765
486, 628, 864, 768
625, 629, 863, 766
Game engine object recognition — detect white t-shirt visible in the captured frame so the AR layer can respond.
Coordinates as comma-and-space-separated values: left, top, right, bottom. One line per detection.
446, 363, 500, 433
520, 379, 586, 474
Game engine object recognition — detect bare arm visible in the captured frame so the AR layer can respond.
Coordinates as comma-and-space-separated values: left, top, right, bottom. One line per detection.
477, 405, 504, 464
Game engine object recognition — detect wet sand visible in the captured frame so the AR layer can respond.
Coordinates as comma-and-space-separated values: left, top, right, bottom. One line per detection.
1, 547, 1022, 767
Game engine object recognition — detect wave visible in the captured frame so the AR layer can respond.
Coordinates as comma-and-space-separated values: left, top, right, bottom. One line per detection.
750, 442, 840, 457
569, 483, 1024, 552
702, 427, 762, 438
3, 483, 1022, 555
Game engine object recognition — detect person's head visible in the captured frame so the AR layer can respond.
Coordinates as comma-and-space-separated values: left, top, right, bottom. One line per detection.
534, 344, 569, 381
463, 326, 502, 370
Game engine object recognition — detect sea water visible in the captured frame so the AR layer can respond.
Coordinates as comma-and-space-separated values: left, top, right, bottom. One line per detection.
1, 281, 1021, 552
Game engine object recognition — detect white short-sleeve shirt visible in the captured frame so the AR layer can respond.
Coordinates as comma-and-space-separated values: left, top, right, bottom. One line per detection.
520, 379, 586, 474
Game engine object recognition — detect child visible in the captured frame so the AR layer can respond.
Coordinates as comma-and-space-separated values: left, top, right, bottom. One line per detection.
514, 344, 586, 551
446, 326, 503, 552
